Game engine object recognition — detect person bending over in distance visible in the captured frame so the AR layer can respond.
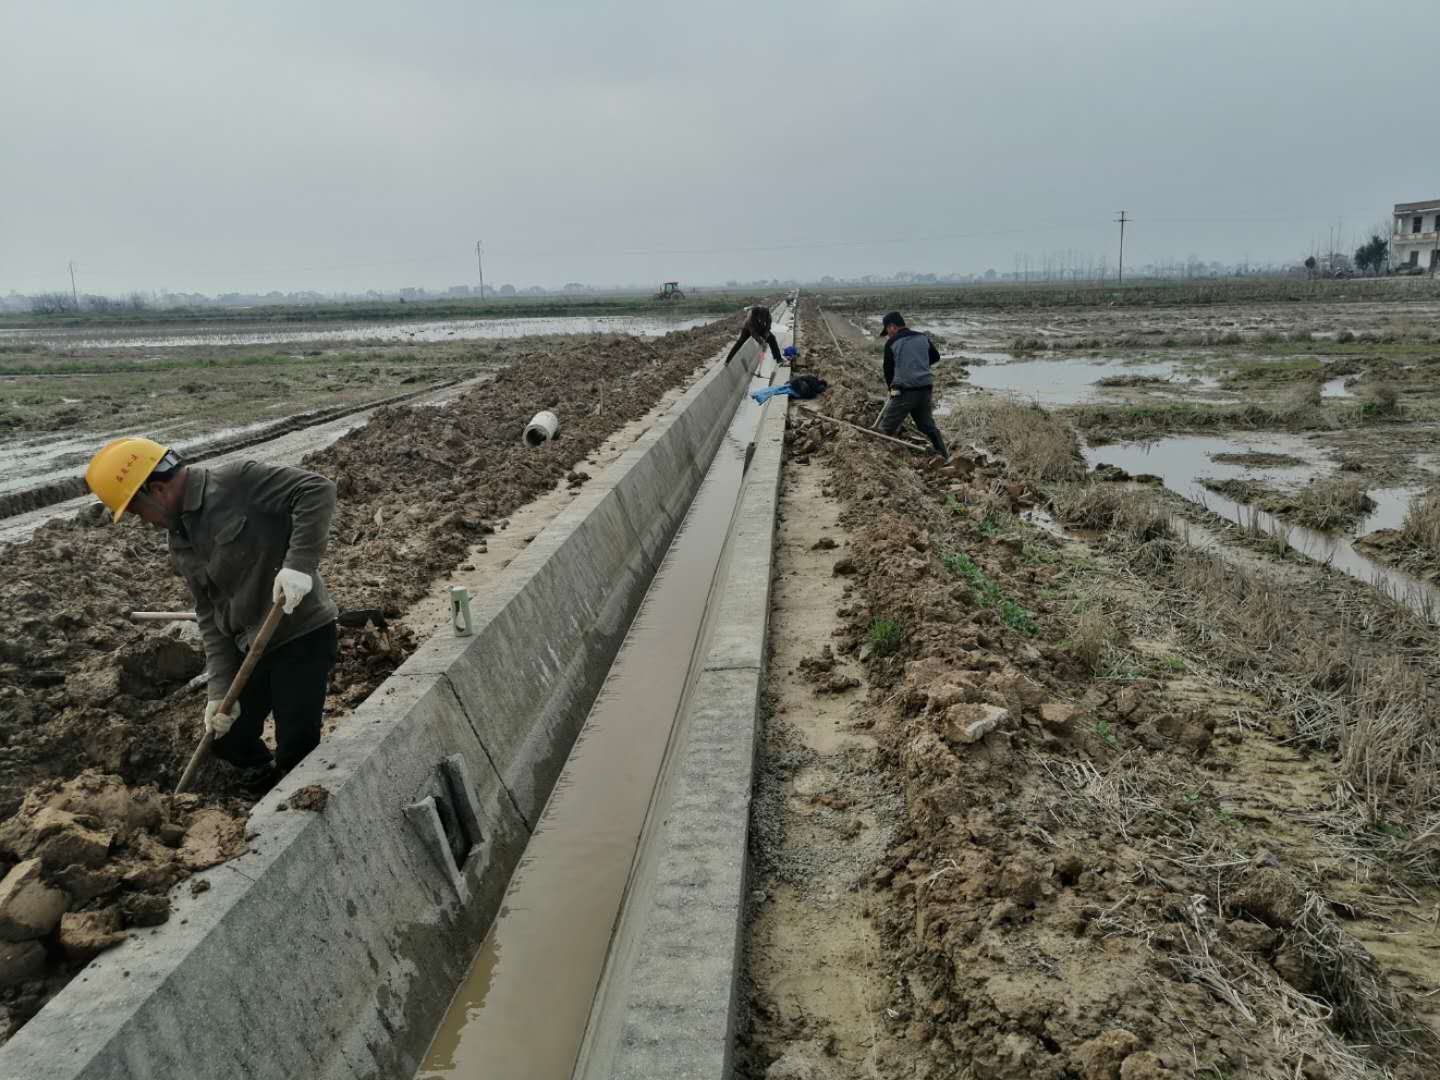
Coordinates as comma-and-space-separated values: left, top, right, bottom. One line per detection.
725, 305, 783, 369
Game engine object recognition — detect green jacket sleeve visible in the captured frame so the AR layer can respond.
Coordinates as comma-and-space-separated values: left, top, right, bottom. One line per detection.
238, 461, 337, 576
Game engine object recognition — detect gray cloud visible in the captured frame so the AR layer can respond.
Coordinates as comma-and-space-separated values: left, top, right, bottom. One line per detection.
1, 0, 1431, 294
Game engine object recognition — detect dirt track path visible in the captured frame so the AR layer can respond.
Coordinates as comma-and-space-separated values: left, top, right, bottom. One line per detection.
742, 446, 900, 1078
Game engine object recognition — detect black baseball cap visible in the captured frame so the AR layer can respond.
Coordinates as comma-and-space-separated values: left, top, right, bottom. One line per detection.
878, 311, 906, 336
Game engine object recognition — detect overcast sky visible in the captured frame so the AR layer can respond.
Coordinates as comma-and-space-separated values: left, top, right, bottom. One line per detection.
2, 1, 1435, 295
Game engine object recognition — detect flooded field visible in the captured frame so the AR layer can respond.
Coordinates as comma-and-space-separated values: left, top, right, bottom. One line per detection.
880, 291, 1440, 615
7, 314, 716, 351
954, 355, 1224, 406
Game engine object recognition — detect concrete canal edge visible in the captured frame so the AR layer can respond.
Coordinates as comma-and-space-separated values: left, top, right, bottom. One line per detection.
575, 364, 790, 1080
0, 326, 778, 1080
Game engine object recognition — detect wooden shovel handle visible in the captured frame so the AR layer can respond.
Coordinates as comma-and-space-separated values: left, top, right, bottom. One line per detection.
174, 599, 287, 795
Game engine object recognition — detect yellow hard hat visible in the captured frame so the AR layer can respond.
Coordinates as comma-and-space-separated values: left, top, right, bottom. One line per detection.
85, 437, 171, 522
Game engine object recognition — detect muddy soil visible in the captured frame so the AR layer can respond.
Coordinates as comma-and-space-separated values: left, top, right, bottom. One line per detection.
0, 317, 738, 1042
741, 298, 1440, 1080
0, 337, 535, 500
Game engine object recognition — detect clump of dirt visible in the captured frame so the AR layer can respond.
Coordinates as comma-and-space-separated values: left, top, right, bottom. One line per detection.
0, 771, 245, 1039
285, 784, 330, 813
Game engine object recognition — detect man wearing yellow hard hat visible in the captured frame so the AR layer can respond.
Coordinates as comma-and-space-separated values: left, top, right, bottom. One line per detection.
86, 437, 339, 792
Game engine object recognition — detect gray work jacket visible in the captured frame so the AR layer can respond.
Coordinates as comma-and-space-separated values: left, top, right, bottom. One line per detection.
169, 461, 339, 699
883, 328, 941, 390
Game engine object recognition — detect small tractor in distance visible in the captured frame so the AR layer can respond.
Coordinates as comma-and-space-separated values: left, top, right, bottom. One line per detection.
654, 281, 685, 301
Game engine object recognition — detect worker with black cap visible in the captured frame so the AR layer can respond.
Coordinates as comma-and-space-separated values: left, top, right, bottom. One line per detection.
877, 311, 949, 461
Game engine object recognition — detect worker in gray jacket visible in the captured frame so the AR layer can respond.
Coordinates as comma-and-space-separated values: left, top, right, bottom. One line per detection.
877, 311, 949, 461
86, 437, 339, 790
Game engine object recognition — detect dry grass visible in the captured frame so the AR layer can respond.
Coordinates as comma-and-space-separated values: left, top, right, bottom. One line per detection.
1052, 486, 1440, 833
1050, 482, 1170, 543
1202, 476, 1376, 532
1040, 752, 1431, 1075
1070, 607, 1116, 674
1161, 549, 1440, 824
946, 399, 1085, 482
1290, 893, 1418, 1054
1363, 382, 1401, 417
1398, 488, 1440, 560
1294, 477, 1376, 532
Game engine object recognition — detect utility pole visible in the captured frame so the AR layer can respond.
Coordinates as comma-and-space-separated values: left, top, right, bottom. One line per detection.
1115, 211, 1129, 285
68, 261, 79, 310
475, 240, 485, 299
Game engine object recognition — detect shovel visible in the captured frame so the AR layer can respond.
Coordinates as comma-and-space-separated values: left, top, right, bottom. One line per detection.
174, 599, 286, 796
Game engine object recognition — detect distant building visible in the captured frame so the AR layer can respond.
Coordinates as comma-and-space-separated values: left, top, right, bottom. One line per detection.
1392, 199, 1440, 271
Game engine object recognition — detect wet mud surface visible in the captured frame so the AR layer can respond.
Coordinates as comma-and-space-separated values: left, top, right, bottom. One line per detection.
0, 317, 737, 1043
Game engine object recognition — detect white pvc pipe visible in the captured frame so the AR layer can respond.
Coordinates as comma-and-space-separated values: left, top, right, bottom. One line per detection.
523, 411, 560, 446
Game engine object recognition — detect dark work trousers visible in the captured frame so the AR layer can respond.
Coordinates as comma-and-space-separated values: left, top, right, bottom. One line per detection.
211, 622, 339, 774
878, 386, 949, 457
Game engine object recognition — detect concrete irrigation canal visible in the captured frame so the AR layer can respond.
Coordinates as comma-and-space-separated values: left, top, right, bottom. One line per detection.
0, 303, 795, 1080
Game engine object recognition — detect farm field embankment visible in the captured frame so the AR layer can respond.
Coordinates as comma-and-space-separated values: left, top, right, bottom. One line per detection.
741, 288, 1440, 1080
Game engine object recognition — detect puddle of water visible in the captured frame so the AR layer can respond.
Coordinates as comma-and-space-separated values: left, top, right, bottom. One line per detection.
13, 314, 716, 351
1357, 486, 1420, 534
960, 357, 1220, 407
1088, 434, 1323, 488
1322, 376, 1353, 398
1085, 437, 1440, 619
415, 374, 771, 1078
1019, 507, 1064, 536
0, 433, 107, 496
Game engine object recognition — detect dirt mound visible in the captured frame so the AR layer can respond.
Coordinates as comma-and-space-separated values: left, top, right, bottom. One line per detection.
0, 771, 245, 1039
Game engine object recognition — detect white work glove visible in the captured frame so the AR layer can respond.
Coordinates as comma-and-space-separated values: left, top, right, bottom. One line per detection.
272, 568, 313, 614
204, 699, 239, 738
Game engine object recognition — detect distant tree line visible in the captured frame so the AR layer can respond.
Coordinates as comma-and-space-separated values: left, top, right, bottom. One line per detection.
28, 292, 150, 315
